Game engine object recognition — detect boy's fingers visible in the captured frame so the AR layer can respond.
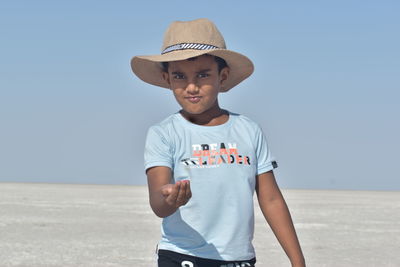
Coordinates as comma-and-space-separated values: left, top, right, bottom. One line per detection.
175, 181, 187, 206
163, 181, 191, 208
185, 180, 192, 200
179, 180, 192, 206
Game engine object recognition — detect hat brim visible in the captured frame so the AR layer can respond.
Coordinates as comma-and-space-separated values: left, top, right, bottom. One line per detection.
130, 49, 254, 92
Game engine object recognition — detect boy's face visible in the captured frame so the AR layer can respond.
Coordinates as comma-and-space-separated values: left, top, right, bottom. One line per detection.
162, 55, 229, 118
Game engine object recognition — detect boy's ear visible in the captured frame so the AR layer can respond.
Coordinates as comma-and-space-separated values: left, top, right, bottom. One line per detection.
219, 67, 230, 85
162, 72, 170, 85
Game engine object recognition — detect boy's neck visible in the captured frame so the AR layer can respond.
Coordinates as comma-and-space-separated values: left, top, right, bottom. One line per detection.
180, 108, 229, 126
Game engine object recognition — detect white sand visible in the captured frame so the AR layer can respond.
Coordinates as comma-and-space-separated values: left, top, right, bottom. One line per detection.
0, 183, 399, 267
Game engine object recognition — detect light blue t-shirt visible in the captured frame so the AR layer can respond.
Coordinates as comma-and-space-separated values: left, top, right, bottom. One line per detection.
144, 111, 277, 261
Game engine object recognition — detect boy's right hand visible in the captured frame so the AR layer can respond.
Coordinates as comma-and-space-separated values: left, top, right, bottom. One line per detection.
161, 180, 192, 208
147, 166, 191, 217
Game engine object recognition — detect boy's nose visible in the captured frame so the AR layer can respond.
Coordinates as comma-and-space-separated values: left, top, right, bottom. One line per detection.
186, 82, 199, 94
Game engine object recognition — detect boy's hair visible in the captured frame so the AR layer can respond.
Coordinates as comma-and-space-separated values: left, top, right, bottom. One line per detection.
161, 55, 228, 73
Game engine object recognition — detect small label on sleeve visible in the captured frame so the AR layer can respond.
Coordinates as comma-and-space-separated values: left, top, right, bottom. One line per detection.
272, 161, 278, 169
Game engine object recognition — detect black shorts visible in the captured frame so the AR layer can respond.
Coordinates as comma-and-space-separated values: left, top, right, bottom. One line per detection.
157, 249, 256, 267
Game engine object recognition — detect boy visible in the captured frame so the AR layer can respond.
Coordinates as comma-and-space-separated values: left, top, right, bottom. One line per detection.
131, 18, 305, 267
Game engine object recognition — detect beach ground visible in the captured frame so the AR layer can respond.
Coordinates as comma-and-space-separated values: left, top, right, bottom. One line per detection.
0, 183, 399, 267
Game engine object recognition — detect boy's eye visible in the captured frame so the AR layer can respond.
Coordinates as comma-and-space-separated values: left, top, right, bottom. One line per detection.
173, 74, 185, 79
198, 73, 209, 78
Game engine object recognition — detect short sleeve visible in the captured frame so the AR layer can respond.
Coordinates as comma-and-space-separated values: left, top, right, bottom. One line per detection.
144, 126, 173, 172
255, 126, 278, 175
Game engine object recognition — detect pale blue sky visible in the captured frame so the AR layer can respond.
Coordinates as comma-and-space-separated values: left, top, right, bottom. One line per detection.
0, 0, 399, 190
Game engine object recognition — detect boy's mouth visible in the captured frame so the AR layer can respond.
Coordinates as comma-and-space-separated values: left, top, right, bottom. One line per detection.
185, 96, 202, 103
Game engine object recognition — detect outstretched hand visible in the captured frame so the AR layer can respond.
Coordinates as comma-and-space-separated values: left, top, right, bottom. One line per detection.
161, 180, 192, 208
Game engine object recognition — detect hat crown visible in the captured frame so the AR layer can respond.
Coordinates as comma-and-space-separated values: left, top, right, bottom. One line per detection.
161, 18, 227, 52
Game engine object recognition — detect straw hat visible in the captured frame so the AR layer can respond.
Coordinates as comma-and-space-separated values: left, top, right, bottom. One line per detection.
130, 18, 254, 92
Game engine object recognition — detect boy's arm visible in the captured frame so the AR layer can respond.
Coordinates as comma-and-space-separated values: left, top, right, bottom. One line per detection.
147, 166, 192, 218
256, 171, 306, 267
